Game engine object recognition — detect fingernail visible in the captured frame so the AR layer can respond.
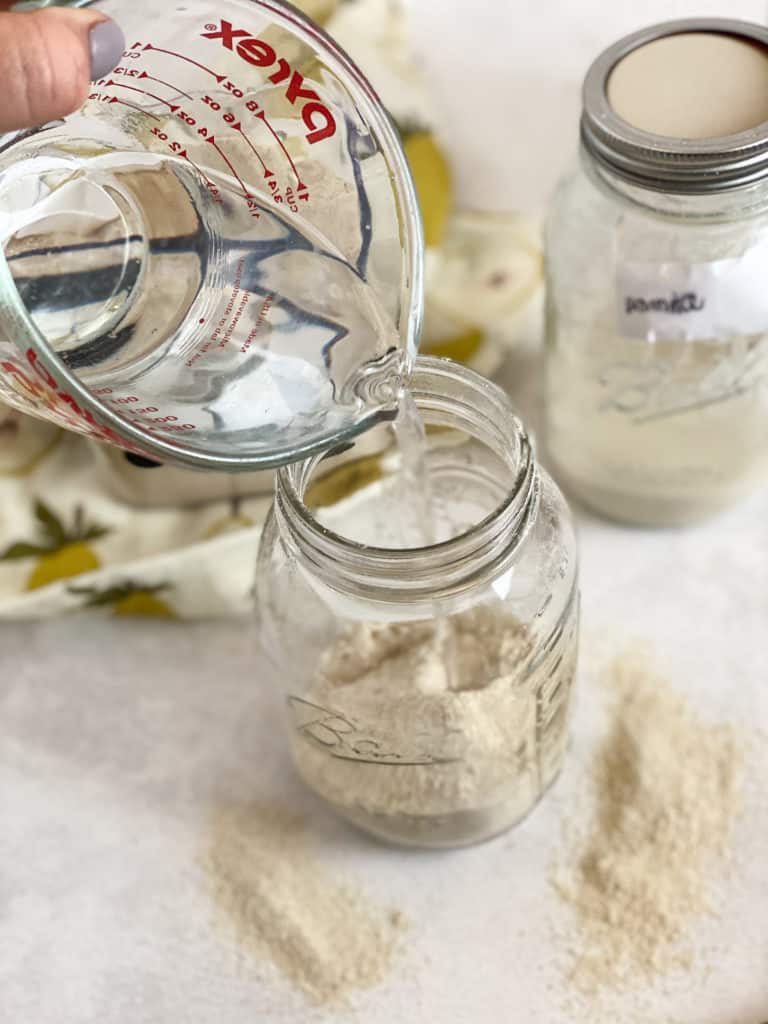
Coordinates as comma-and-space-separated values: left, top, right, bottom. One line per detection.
89, 18, 125, 81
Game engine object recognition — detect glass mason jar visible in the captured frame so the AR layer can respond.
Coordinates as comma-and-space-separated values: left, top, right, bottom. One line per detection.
257, 357, 579, 848
546, 19, 768, 526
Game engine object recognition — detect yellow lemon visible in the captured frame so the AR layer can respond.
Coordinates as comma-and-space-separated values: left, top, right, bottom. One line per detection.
26, 542, 101, 591
204, 513, 256, 540
294, 0, 339, 24
422, 326, 486, 364
420, 280, 487, 367
403, 132, 452, 249
306, 454, 386, 508
113, 592, 176, 618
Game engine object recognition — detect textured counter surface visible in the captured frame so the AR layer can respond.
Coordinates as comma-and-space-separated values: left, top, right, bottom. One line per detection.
2, 469, 767, 1023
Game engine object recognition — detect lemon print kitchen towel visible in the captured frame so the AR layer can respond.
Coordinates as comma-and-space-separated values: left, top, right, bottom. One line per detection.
0, 403, 270, 619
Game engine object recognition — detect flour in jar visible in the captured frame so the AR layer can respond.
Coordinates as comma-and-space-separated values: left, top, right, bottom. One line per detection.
290, 606, 577, 824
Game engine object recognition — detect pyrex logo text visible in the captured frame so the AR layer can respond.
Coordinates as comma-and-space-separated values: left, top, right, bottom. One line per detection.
201, 19, 336, 145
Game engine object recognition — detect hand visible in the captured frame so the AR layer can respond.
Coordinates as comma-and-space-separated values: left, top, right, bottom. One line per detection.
0, 1, 124, 132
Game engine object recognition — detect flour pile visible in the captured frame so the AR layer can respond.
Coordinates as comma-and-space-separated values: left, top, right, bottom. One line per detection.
553, 650, 742, 993
291, 607, 576, 822
206, 803, 405, 1005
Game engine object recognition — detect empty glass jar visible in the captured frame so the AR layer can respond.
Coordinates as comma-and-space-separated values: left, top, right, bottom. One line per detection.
546, 19, 768, 526
257, 357, 579, 848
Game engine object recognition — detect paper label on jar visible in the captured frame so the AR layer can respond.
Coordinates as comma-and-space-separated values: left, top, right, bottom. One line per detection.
617, 241, 768, 341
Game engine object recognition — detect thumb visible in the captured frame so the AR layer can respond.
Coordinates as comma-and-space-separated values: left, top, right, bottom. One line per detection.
0, 8, 125, 132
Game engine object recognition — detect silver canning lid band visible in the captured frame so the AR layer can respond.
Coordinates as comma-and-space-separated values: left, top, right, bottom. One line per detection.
581, 18, 768, 194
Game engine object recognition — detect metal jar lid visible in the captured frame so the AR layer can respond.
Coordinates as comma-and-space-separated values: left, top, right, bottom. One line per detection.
581, 18, 768, 194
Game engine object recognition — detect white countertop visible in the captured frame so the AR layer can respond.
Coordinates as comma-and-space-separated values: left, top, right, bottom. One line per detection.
2, 344, 767, 1022
3, 2, 768, 1018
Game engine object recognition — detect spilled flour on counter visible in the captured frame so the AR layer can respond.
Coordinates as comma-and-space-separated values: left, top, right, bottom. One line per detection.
553, 648, 743, 995
205, 803, 405, 1005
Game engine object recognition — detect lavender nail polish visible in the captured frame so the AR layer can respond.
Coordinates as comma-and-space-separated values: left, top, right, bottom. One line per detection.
89, 19, 126, 81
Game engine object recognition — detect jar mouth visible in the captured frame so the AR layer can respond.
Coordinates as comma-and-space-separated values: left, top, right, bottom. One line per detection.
274, 356, 540, 603
582, 18, 768, 194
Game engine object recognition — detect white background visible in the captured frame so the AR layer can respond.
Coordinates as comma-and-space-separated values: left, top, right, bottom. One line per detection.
405, 0, 768, 212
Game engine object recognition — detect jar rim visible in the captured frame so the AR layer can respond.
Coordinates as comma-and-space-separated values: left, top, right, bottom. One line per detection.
581, 18, 768, 195
273, 356, 541, 604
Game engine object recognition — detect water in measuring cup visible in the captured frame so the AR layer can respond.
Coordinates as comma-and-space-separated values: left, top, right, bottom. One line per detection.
0, 136, 404, 456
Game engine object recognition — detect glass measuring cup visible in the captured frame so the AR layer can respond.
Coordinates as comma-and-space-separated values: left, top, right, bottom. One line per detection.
0, 0, 423, 469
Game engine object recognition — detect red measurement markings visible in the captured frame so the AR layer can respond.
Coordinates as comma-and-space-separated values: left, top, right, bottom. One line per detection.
89, 92, 162, 120
112, 66, 188, 98
182, 151, 203, 176
107, 80, 179, 112
102, 394, 196, 431
233, 121, 274, 179
137, 71, 194, 101
112, 98, 161, 121
136, 123, 223, 204
201, 97, 296, 206
205, 136, 251, 199
203, 102, 310, 210
253, 107, 306, 192
184, 153, 224, 204
143, 42, 226, 83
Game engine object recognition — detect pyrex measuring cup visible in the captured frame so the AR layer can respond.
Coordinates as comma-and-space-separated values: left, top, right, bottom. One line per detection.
0, 0, 423, 469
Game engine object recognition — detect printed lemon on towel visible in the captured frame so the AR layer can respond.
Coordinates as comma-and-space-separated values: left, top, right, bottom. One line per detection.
400, 126, 452, 249
69, 581, 177, 619
305, 453, 386, 508
204, 497, 258, 539
420, 293, 486, 365
0, 500, 109, 590
114, 588, 175, 618
398, 124, 486, 363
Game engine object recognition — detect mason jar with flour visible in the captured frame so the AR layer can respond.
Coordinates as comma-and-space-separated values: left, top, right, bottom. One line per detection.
545, 18, 768, 525
257, 357, 579, 848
